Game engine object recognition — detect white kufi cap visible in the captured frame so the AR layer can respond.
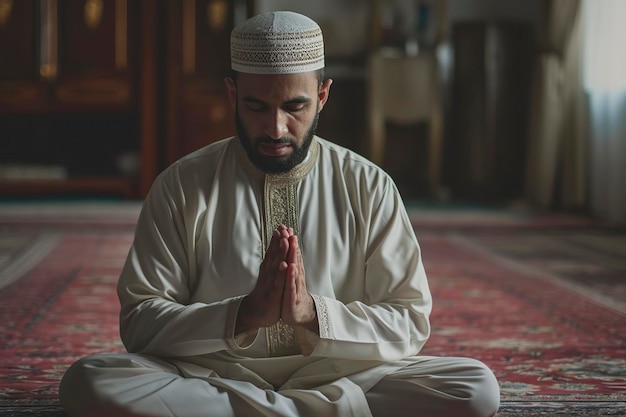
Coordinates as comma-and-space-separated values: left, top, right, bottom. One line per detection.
231, 11, 324, 74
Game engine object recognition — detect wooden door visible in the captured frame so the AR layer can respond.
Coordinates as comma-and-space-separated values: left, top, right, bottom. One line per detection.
0, 0, 158, 198
164, 0, 248, 165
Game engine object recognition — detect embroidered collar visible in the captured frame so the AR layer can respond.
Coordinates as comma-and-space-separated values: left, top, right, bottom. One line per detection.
233, 136, 320, 186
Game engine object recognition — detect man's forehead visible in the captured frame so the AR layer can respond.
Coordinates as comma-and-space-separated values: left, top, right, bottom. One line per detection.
236, 72, 319, 95
236, 71, 318, 84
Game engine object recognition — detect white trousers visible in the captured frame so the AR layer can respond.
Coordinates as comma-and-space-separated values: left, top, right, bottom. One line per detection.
59, 353, 500, 417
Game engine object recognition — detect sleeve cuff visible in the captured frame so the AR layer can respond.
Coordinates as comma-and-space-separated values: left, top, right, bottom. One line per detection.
311, 293, 331, 339
296, 294, 332, 356
224, 296, 259, 350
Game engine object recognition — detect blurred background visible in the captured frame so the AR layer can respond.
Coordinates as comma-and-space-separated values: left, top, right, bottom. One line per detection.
0, 0, 624, 224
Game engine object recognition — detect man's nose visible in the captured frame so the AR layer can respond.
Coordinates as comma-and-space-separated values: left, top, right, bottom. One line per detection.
264, 110, 289, 139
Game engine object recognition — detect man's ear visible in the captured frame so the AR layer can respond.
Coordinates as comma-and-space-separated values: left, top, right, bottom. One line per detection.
224, 77, 237, 110
317, 78, 333, 112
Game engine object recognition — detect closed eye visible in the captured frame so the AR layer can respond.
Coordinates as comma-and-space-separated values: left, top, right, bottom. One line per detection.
244, 99, 267, 112
242, 96, 312, 113
285, 103, 306, 113
284, 97, 311, 113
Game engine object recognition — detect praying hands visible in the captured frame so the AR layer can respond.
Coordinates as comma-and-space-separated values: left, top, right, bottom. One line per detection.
236, 225, 318, 335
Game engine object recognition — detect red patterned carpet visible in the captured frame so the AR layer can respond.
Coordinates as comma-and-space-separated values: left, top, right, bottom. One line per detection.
0, 203, 625, 416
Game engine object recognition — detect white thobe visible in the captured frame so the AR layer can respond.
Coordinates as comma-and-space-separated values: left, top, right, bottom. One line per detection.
59, 136, 499, 417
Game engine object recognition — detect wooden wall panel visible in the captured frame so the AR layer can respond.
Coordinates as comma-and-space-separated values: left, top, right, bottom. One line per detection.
0, 0, 36, 79
0, 0, 155, 199
60, 0, 118, 74
54, 0, 138, 107
0, 1, 45, 110
193, 0, 232, 81
165, 0, 238, 165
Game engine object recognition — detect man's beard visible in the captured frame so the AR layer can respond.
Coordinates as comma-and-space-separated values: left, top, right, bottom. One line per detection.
235, 109, 319, 174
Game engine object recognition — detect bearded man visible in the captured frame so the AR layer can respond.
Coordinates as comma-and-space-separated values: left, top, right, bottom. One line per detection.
59, 11, 500, 417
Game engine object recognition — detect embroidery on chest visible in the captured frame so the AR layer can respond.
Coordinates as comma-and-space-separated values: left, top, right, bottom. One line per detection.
262, 180, 300, 356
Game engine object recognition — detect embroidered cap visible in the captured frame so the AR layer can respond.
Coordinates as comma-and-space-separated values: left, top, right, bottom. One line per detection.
230, 11, 325, 74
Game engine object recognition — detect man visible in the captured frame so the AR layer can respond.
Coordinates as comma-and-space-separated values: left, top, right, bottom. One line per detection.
59, 11, 500, 417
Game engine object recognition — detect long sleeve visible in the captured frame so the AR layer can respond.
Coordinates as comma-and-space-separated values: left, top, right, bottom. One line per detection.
297, 147, 432, 362
117, 141, 267, 358
118, 168, 238, 356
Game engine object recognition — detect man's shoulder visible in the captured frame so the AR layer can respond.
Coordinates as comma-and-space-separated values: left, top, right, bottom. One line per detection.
314, 137, 400, 211
177, 137, 235, 163
155, 137, 235, 183
315, 136, 389, 178
315, 137, 379, 169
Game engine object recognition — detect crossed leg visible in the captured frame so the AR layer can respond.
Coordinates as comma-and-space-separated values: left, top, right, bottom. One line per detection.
59, 353, 499, 417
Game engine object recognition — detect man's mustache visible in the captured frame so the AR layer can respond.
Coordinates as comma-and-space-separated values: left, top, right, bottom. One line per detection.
255, 137, 294, 145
